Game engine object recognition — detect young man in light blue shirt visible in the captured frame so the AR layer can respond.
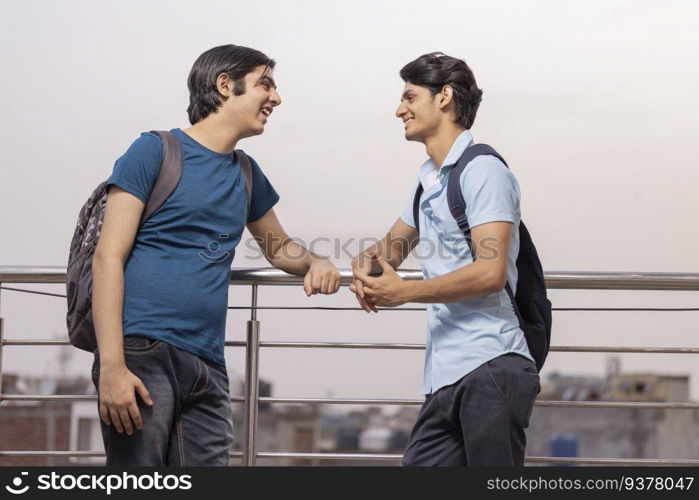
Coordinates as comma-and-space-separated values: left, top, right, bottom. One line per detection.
351, 52, 540, 466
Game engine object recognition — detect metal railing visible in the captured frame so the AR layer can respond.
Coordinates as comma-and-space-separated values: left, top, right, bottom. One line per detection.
1, 266, 699, 466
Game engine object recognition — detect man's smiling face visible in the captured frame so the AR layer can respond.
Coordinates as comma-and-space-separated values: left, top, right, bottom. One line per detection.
225, 65, 282, 137
395, 82, 441, 143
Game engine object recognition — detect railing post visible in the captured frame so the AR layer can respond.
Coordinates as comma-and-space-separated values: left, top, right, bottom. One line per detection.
243, 284, 260, 466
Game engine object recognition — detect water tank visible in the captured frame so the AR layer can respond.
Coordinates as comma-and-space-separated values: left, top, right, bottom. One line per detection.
550, 433, 579, 464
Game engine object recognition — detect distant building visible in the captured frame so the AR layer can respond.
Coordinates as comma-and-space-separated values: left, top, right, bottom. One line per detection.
527, 360, 699, 461
1, 369, 322, 466
359, 415, 392, 452
1, 359, 697, 465
0, 373, 86, 466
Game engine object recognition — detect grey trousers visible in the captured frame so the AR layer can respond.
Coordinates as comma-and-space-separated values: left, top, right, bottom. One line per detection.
402, 353, 540, 466
91, 335, 234, 466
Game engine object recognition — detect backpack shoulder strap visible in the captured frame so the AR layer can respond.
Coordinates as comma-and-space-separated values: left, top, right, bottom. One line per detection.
140, 130, 182, 225
412, 183, 424, 235
446, 143, 508, 237
446, 143, 524, 325
235, 149, 254, 216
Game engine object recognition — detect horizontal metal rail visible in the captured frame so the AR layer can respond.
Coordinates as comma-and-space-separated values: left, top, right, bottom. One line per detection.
255, 398, 699, 410
3, 394, 698, 410
0, 394, 245, 403
0, 339, 247, 347
4, 285, 699, 313
2, 266, 699, 290
0, 450, 245, 459
257, 342, 699, 354
3, 339, 698, 355
0, 451, 109, 458
0, 449, 695, 466
533, 401, 699, 410
3, 286, 698, 312
253, 452, 699, 466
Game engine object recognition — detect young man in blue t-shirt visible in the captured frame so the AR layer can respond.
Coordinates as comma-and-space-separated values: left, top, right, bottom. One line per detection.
91, 44, 341, 466
350, 53, 540, 466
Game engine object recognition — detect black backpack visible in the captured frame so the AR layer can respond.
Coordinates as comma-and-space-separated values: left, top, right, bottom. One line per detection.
66, 130, 253, 352
412, 143, 552, 371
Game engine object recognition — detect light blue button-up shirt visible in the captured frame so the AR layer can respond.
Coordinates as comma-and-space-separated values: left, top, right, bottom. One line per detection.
400, 130, 533, 395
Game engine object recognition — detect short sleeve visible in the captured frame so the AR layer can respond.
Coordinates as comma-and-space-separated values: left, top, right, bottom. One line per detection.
246, 155, 280, 222
106, 132, 163, 203
399, 178, 421, 228
461, 156, 520, 228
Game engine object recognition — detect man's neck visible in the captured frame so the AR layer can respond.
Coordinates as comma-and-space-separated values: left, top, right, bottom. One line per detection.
182, 115, 243, 155
424, 124, 466, 169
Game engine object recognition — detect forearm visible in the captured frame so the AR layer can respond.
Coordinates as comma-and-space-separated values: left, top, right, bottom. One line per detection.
268, 239, 326, 275
353, 233, 407, 273
403, 260, 502, 304
91, 256, 126, 368
352, 239, 385, 275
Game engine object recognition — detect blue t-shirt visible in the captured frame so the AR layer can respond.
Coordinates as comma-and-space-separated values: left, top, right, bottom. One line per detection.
106, 128, 279, 365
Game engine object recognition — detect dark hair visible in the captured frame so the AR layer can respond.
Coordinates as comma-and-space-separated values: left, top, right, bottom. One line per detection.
186, 44, 275, 124
400, 52, 482, 129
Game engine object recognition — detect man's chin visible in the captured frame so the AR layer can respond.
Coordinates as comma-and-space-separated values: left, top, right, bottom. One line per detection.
404, 129, 420, 142
245, 122, 265, 137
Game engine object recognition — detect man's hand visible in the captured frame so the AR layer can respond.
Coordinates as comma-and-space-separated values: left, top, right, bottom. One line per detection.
98, 364, 153, 435
303, 258, 341, 296
350, 253, 379, 313
353, 255, 412, 307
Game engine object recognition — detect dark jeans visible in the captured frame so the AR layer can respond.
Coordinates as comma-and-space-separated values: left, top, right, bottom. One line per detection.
402, 353, 540, 466
91, 335, 234, 466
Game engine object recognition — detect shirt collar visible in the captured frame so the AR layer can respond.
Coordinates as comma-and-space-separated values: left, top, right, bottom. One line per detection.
417, 130, 474, 182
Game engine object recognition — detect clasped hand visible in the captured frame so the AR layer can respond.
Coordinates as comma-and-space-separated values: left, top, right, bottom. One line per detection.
350, 253, 411, 312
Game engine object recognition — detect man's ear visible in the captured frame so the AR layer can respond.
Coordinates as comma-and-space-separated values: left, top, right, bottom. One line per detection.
216, 73, 233, 98
438, 85, 454, 110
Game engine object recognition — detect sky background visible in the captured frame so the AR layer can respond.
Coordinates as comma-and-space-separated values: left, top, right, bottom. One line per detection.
1, 0, 698, 402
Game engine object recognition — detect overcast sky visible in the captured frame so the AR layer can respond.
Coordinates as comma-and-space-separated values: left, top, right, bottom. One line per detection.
1, 0, 698, 403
